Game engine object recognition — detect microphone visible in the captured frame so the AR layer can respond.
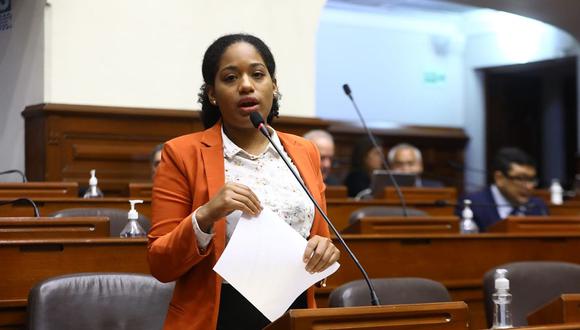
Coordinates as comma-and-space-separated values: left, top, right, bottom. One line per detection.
249, 112, 381, 306
0, 169, 28, 182
0, 198, 40, 217
342, 83, 408, 216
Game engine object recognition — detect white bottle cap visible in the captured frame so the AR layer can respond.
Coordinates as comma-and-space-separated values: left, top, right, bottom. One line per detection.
89, 169, 98, 186
495, 268, 509, 290
128, 200, 144, 220
462, 199, 473, 219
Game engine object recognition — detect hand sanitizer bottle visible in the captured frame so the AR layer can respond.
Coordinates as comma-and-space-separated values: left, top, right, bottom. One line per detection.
550, 178, 564, 205
120, 200, 146, 238
460, 199, 479, 234
83, 169, 104, 198
492, 269, 513, 329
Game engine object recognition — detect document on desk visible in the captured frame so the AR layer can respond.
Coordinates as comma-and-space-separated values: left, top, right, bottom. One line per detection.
213, 208, 340, 322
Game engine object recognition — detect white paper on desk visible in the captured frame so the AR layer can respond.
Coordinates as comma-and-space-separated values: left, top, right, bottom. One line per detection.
213, 208, 340, 322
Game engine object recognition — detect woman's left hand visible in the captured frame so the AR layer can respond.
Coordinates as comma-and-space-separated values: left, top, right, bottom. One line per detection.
303, 235, 340, 273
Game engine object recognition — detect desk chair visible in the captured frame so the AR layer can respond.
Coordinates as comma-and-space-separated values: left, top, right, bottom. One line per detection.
28, 273, 174, 330
50, 208, 150, 236
483, 261, 580, 327
329, 277, 451, 307
348, 206, 428, 224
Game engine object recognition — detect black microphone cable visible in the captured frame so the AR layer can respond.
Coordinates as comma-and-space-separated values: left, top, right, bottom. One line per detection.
0, 198, 40, 217
249, 111, 381, 306
0, 169, 28, 182
342, 83, 408, 217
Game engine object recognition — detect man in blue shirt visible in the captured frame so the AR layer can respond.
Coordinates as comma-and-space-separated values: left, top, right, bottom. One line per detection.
457, 147, 549, 231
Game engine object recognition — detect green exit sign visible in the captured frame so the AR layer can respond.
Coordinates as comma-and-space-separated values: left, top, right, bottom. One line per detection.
423, 71, 446, 84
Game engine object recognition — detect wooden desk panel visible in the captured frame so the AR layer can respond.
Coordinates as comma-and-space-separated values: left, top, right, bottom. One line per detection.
266, 302, 470, 330
23, 104, 467, 196
0, 238, 149, 329
489, 216, 580, 233
514, 324, 580, 329
320, 233, 580, 330
528, 294, 580, 326
550, 203, 580, 216
343, 216, 459, 234
0, 198, 152, 219
327, 199, 454, 231
129, 182, 153, 198
379, 187, 457, 202
0, 217, 110, 239
0, 182, 79, 198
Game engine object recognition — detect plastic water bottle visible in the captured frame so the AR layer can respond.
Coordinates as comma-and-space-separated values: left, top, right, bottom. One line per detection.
83, 169, 104, 198
550, 178, 563, 205
120, 200, 146, 238
460, 199, 479, 234
492, 269, 513, 329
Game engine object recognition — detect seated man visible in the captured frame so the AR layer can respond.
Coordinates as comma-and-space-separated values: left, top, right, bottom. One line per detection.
457, 147, 549, 231
387, 143, 443, 187
150, 143, 163, 178
303, 130, 340, 185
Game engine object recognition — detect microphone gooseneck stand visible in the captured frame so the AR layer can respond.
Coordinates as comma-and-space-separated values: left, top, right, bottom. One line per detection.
249, 111, 381, 306
342, 84, 408, 217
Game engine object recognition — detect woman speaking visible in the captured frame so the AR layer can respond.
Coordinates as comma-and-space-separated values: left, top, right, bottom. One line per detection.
147, 34, 340, 330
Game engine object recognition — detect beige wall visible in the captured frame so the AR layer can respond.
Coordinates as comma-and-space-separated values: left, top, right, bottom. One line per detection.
44, 0, 325, 116
0, 0, 326, 177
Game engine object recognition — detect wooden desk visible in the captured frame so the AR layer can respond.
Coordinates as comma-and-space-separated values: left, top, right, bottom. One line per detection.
343, 216, 459, 234
489, 216, 580, 233
0, 217, 110, 239
550, 202, 580, 217
513, 324, 580, 329
325, 186, 347, 199
0, 197, 151, 219
0, 182, 78, 198
379, 187, 457, 202
0, 238, 148, 328
534, 189, 580, 204
327, 199, 454, 231
129, 182, 153, 198
5, 231, 578, 329
320, 233, 580, 330
528, 294, 580, 326
266, 302, 470, 330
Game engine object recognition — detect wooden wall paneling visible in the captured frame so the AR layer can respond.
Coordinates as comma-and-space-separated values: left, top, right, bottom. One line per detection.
22, 103, 468, 196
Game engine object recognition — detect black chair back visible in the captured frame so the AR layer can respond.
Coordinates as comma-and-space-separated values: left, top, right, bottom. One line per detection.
329, 277, 450, 307
28, 273, 174, 330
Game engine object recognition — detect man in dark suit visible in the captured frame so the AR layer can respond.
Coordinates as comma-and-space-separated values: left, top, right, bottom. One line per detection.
457, 147, 548, 231
387, 143, 443, 187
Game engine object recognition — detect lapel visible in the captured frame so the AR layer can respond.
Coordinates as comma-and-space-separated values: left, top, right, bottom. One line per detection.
200, 122, 226, 255
277, 132, 318, 201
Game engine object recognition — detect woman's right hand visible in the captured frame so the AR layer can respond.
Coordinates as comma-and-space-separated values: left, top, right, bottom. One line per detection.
196, 182, 262, 232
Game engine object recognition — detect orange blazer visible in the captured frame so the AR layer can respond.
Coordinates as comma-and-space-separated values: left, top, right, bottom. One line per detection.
148, 122, 330, 330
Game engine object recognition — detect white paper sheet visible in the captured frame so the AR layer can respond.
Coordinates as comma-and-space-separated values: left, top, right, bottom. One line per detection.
213, 208, 340, 322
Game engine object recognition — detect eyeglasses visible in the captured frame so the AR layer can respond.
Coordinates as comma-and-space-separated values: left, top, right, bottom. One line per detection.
504, 174, 538, 186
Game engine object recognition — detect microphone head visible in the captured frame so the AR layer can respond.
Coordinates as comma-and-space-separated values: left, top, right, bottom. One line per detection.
249, 111, 264, 129
342, 84, 351, 96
